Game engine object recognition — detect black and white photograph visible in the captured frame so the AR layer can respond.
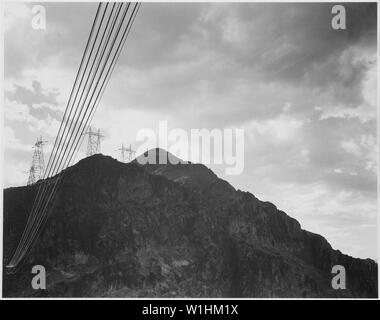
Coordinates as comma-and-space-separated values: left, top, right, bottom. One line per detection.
1, 0, 378, 301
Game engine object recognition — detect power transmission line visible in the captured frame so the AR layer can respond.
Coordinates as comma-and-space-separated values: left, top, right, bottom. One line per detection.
32, 3, 138, 255
17, 2, 122, 268
26, 3, 137, 262
7, 3, 107, 270
16, 2, 121, 260
8, 2, 116, 270
23, 4, 142, 270
6, 2, 141, 272
6, 3, 108, 271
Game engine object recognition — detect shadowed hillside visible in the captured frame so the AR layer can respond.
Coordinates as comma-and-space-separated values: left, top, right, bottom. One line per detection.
3, 150, 378, 297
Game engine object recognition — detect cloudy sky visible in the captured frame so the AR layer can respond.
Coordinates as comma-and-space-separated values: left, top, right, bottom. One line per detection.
3, 2, 377, 260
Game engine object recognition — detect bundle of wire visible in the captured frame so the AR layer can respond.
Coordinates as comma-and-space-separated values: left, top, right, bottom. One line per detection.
6, 2, 141, 272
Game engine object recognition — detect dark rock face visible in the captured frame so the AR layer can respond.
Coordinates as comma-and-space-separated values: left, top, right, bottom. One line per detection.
3, 151, 378, 297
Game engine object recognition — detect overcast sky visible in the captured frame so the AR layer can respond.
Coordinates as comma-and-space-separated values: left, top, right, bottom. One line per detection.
3, 2, 377, 260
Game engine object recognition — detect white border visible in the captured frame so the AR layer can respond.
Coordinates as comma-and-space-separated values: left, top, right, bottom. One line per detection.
0, 0, 379, 301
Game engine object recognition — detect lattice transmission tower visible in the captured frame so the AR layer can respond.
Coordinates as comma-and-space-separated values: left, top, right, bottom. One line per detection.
83, 126, 104, 156
116, 143, 136, 163
27, 137, 47, 185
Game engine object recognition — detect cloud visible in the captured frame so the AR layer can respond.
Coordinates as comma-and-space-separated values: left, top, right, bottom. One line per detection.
6, 80, 60, 107
4, 98, 61, 136
3, 126, 30, 152
246, 114, 304, 142
341, 139, 362, 156
4, 2, 98, 78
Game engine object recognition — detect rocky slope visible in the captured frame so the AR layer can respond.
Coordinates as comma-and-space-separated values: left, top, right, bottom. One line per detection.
3, 150, 378, 297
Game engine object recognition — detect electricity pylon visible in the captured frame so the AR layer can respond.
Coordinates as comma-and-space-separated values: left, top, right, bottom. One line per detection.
116, 143, 135, 163
27, 137, 47, 185
83, 126, 104, 156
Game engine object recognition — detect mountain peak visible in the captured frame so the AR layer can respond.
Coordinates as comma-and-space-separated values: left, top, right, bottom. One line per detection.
134, 148, 187, 166
133, 148, 226, 190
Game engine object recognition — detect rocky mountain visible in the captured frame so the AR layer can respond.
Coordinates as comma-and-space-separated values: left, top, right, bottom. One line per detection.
3, 149, 378, 297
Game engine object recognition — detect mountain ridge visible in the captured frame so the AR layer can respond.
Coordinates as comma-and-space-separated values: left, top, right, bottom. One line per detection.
3, 150, 378, 297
